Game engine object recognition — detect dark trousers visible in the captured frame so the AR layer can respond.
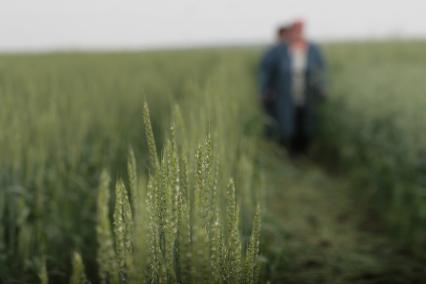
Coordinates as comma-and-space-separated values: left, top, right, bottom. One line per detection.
263, 99, 277, 120
262, 101, 311, 155
291, 106, 310, 155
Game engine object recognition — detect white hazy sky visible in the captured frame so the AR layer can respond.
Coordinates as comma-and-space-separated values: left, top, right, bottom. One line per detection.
1, 0, 425, 51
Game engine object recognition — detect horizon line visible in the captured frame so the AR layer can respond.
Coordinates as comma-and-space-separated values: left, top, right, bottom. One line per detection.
1, 35, 425, 54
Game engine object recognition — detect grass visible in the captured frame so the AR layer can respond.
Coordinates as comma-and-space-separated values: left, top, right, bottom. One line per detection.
260, 141, 426, 283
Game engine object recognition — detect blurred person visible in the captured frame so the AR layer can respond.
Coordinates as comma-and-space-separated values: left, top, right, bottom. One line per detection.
258, 24, 291, 135
258, 20, 327, 156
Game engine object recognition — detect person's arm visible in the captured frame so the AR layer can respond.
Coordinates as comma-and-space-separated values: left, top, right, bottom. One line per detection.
314, 44, 327, 99
258, 47, 276, 101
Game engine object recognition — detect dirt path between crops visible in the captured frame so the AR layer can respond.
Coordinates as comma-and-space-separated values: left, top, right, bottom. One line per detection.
259, 141, 426, 284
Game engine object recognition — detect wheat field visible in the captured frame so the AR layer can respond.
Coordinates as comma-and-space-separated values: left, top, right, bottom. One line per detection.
0, 42, 425, 283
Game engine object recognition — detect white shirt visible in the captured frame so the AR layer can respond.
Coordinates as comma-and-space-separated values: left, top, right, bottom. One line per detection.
290, 47, 307, 106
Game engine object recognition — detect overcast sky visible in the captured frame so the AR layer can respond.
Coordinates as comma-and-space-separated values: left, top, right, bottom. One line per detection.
1, 0, 425, 51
